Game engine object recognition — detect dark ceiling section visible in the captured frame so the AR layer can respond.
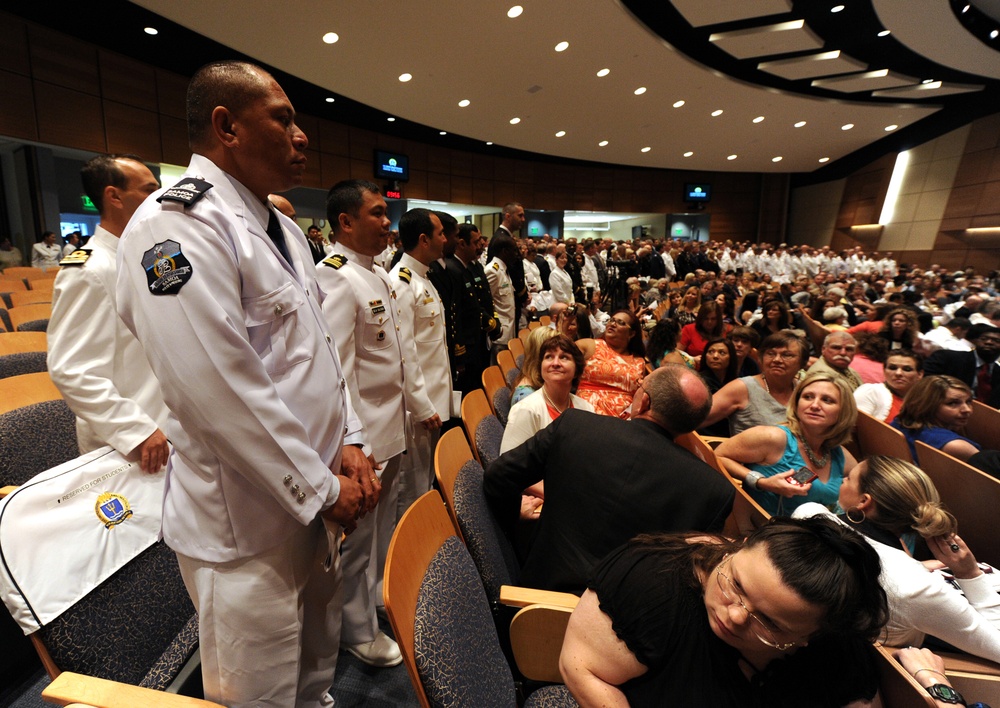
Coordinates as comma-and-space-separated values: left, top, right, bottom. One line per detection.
622, 0, 1000, 185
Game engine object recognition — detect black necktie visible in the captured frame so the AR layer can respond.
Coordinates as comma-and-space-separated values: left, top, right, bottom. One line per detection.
266, 209, 292, 265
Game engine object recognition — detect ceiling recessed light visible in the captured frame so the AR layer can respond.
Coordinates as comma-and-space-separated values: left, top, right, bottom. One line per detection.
711, 109, 723, 117
509, 117, 521, 124
992, 30, 999, 39
673, 100, 685, 108
399, 73, 412, 82
683, 151, 694, 157
922, 79, 934, 84
555, 41, 569, 52
322, 32, 339, 44
144, 27, 158, 36
831, 5, 845, 12
596, 68, 610, 77
486, 141, 493, 145
641, 147, 651, 153
753, 116, 765, 123
878, 29, 891, 37
885, 124, 898, 131
842, 123, 854, 130
599, 140, 609, 147
819, 157, 830, 163
507, 5, 523, 18
772, 156, 783, 162
325, 97, 335, 103
439, 131, 447, 136
387, 117, 396, 122
727, 154, 738, 160
794, 120, 806, 127
962, 4, 971, 13
634, 87, 647, 95
458, 99, 470, 107
555, 130, 566, 137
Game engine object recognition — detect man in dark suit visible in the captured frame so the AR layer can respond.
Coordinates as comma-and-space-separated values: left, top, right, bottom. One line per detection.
925, 324, 1000, 408
484, 365, 735, 594
494, 202, 528, 328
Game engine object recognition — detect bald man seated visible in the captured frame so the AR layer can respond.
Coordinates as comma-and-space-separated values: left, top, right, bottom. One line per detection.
484, 364, 735, 594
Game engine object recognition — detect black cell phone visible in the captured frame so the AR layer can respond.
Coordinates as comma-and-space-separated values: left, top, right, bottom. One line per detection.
788, 467, 817, 486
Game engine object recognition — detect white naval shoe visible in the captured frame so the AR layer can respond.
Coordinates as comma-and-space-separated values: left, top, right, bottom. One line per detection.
344, 630, 403, 667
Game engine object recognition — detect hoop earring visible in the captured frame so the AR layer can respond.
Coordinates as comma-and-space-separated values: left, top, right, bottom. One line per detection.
846, 508, 866, 524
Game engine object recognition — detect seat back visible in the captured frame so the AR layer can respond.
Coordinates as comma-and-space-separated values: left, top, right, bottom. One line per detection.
517, 327, 531, 343
0, 351, 47, 380
9, 303, 52, 331
452, 459, 520, 607
3, 267, 45, 281
538, 316, 551, 328
28, 278, 57, 292
507, 337, 525, 361
475, 416, 505, 468
482, 366, 507, 416
384, 490, 514, 708
0, 371, 63, 415
856, 411, 912, 462
0, 331, 47, 355
434, 427, 473, 540
966, 400, 1000, 453
509, 604, 574, 684
917, 441, 1000, 568
874, 645, 936, 708
492, 386, 512, 427
0, 277, 29, 292
0, 399, 78, 492
8, 290, 52, 307
461, 389, 493, 465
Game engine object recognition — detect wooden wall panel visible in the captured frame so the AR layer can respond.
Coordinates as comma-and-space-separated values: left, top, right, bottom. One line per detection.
0, 69, 37, 141
155, 70, 188, 120
472, 178, 494, 206
34, 82, 105, 152
425, 146, 450, 175
104, 101, 161, 161
300, 148, 323, 190
320, 154, 351, 187
0, 15, 30, 75
451, 178, 473, 205
318, 121, 350, 157
427, 172, 451, 200
99, 52, 157, 111
404, 169, 428, 200
295, 114, 320, 152
952, 149, 992, 188
28, 27, 99, 94
349, 158, 372, 182
159, 116, 190, 167
349, 128, 376, 161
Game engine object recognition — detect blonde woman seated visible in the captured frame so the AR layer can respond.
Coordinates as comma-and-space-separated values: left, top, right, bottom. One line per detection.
794, 456, 1000, 663
510, 327, 558, 405
500, 334, 594, 454
715, 372, 857, 516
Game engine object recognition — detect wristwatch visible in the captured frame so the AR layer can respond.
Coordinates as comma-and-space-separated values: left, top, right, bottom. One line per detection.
743, 471, 764, 491
927, 683, 967, 705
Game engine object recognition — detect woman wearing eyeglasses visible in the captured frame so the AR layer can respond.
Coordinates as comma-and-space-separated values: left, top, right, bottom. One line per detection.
574, 309, 646, 417
559, 516, 888, 707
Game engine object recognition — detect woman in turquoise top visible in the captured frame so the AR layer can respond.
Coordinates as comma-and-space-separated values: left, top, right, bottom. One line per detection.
716, 372, 858, 516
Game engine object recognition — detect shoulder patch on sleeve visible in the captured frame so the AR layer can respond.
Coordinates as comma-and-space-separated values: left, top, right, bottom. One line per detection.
157, 178, 213, 206
59, 248, 92, 267
142, 240, 193, 295
398, 266, 412, 283
323, 254, 348, 269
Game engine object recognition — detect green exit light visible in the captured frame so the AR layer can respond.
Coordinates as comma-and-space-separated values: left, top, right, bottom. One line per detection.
81, 195, 97, 213
530, 226, 540, 235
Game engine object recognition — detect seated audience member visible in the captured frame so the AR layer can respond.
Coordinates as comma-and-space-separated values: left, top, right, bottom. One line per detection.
559, 517, 888, 708
502, 334, 593, 454
823, 305, 849, 331
702, 331, 806, 437
645, 318, 693, 369
672, 285, 701, 326
750, 298, 793, 339
715, 291, 737, 326
698, 338, 738, 437
872, 307, 922, 351
891, 375, 981, 462
853, 350, 923, 423
484, 365, 734, 594
572, 302, 594, 340
807, 331, 864, 391
679, 300, 726, 358
794, 456, 1000, 663
919, 317, 972, 354
510, 327, 558, 405
588, 296, 609, 338
715, 372, 857, 516
924, 323, 1000, 409
849, 332, 890, 385
575, 309, 646, 417
728, 325, 761, 377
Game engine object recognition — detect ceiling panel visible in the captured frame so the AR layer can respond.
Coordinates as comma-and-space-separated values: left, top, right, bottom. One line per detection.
812, 70, 922, 93
709, 21, 824, 60
672, 0, 792, 28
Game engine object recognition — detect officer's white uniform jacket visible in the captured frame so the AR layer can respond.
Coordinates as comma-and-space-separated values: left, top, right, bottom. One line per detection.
48, 226, 169, 456
389, 253, 452, 420
316, 243, 436, 463
485, 256, 516, 345
116, 154, 365, 563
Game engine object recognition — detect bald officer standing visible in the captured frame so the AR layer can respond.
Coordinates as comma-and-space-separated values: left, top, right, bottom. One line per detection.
116, 61, 372, 707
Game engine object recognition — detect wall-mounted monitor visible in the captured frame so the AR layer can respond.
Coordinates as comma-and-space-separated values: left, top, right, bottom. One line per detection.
374, 150, 409, 182
684, 183, 711, 202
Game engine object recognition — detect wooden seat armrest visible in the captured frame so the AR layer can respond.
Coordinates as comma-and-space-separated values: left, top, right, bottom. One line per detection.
0, 485, 16, 498
499, 585, 580, 609
42, 672, 223, 708
938, 651, 1000, 677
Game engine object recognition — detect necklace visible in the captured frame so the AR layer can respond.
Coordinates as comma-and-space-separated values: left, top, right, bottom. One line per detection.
797, 434, 830, 468
759, 374, 770, 395
542, 387, 571, 414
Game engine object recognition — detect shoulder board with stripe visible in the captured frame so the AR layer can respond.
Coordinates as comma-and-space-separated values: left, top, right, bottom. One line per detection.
323, 254, 348, 269
157, 178, 213, 206
398, 266, 412, 283
59, 248, 92, 267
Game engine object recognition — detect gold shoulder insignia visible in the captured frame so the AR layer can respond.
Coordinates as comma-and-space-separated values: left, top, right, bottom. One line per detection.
398, 267, 412, 283
60, 248, 91, 267
492, 262, 500, 271
323, 254, 348, 269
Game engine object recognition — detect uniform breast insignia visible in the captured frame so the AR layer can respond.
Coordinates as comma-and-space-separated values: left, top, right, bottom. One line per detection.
377, 330, 386, 342
59, 248, 92, 267
369, 299, 386, 315
142, 240, 193, 295
398, 267, 412, 283
323, 254, 348, 269
157, 178, 213, 206
95, 491, 132, 529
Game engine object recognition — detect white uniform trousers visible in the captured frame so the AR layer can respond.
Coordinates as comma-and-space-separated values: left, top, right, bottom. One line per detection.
340, 453, 401, 643
396, 424, 440, 521
176, 519, 341, 708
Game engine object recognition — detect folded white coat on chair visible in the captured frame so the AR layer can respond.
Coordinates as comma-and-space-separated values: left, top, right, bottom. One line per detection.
0, 446, 165, 634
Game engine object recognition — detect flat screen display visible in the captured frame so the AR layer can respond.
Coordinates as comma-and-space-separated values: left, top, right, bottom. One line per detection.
684, 183, 711, 202
374, 150, 409, 182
